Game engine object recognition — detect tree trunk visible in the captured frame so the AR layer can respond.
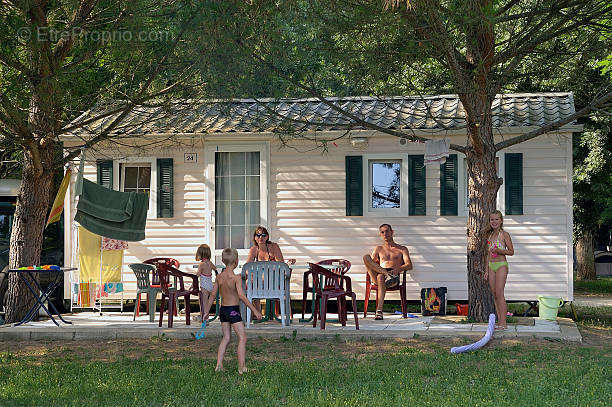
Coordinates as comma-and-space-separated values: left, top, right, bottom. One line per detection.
466, 146, 499, 321
4, 147, 55, 323
462, 96, 499, 322
576, 231, 596, 280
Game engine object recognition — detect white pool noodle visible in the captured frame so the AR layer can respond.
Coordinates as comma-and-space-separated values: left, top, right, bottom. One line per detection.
450, 313, 496, 354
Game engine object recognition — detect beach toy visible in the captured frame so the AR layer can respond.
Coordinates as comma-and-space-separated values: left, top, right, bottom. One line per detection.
450, 313, 496, 354
194, 320, 207, 339
537, 296, 563, 320
394, 311, 418, 318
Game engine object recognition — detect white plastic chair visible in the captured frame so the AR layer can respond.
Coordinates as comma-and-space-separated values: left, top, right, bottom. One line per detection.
241, 261, 292, 327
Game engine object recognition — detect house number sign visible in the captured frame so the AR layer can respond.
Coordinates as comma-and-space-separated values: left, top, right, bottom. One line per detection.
184, 153, 197, 163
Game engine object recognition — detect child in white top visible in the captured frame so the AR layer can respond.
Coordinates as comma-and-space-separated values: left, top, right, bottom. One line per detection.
196, 244, 217, 322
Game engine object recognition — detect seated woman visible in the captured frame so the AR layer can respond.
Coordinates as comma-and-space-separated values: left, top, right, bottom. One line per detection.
245, 226, 295, 313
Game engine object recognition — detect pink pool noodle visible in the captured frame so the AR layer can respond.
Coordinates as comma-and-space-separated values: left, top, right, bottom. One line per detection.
450, 313, 496, 354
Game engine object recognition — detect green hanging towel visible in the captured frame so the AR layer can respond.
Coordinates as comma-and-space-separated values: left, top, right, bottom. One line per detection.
75, 179, 149, 241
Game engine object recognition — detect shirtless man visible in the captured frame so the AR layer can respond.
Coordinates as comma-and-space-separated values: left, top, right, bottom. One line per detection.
203, 248, 261, 374
363, 224, 413, 320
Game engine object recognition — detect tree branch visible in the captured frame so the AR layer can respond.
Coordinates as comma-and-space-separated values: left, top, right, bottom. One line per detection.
494, 91, 612, 151
249, 51, 467, 153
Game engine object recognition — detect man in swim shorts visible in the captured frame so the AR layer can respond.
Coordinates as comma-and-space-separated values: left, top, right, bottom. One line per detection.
363, 224, 413, 320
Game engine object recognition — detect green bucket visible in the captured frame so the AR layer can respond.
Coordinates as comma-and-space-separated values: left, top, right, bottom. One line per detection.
537, 295, 564, 320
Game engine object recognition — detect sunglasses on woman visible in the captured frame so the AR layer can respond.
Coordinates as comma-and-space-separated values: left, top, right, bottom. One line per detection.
255, 233, 267, 237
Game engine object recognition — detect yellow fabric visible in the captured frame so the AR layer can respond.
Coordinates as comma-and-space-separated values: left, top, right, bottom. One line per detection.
45, 168, 72, 228
78, 226, 123, 282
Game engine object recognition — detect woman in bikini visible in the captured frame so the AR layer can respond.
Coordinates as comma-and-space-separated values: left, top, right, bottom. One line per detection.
484, 210, 514, 330
246, 226, 296, 312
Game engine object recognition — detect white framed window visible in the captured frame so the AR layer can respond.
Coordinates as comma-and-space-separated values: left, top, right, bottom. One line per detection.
205, 142, 269, 256
459, 154, 504, 216
113, 157, 157, 218
363, 154, 408, 217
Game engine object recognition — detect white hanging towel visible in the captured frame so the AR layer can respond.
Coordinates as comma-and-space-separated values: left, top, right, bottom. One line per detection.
424, 138, 450, 165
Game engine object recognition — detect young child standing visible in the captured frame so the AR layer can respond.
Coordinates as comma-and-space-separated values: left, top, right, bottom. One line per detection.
484, 210, 514, 330
196, 244, 217, 323
203, 248, 262, 374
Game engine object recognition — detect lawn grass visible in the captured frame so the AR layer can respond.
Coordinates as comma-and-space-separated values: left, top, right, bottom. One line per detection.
506, 303, 612, 328
574, 276, 612, 294
0, 337, 609, 407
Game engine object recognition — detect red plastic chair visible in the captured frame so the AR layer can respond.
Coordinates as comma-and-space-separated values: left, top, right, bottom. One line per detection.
309, 263, 359, 330
301, 259, 351, 320
143, 258, 181, 316
364, 269, 408, 318
154, 262, 198, 328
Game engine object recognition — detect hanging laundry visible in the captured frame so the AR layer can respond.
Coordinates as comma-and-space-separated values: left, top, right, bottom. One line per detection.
77, 282, 95, 307
75, 178, 148, 241
424, 138, 450, 166
78, 226, 124, 283
104, 282, 124, 294
101, 237, 129, 251
78, 226, 101, 282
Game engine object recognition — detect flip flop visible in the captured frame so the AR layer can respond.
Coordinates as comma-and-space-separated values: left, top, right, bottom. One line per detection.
494, 325, 508, 331
385, 276, 400, 288
374, 310, 384, 320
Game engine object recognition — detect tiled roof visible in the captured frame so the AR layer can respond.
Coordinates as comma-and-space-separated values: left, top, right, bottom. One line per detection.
67, 93, 576, 136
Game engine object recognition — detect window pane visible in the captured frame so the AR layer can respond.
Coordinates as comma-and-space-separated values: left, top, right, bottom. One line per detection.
216, 176, 230, 201
216, 153, 230, 176
246, 176, 260, 200
0, 214, 10, 240
230, 152, 245, 175
124, 188, 138, 193
138, 167, 151, 189
246, 152, 260, 175
216, 226, 230, 249
371, 161, 401, 208
245, 202, 260, 225
231, 226, 246, 249
230, 201, 246, 226
124, 167, 138, 188
216, 200, 229, 225
230, 176, 245, 200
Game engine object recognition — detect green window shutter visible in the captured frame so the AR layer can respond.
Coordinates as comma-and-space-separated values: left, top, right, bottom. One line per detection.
409, 155, 426, 216
440, 154, 458, 216
157, 158, 174, 218
505, 153, 523, 215
345, 156, 363, 216
96, 160, 113, 189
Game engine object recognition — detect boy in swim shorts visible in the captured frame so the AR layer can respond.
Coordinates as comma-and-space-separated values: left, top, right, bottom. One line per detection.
203, 248, 262, 374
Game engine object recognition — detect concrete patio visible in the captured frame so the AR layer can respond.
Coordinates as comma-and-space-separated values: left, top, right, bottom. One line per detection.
0, 311, 582, 342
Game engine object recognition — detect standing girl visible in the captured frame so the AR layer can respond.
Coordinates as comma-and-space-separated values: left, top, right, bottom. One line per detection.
484, 210, 514, 330
196, 244, 217, 322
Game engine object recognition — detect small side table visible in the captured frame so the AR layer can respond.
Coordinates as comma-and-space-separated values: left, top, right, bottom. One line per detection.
7, 267, 76, 326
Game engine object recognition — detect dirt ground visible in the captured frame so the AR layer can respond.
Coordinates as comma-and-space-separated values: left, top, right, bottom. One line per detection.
0, 326, 608, 363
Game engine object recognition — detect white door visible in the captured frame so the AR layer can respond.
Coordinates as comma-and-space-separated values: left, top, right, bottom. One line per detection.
205, 143, 269, 260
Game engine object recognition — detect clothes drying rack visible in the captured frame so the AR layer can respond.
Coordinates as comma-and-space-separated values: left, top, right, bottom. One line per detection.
70, 226, 124, 315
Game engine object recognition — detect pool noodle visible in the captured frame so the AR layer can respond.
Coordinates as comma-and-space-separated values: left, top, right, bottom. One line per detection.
450, 313, 496, 354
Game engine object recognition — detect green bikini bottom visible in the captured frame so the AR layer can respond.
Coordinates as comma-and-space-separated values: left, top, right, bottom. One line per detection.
489, 261, 508, 272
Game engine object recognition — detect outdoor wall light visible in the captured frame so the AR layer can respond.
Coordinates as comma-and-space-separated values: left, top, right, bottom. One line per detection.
350, 136, 369, 149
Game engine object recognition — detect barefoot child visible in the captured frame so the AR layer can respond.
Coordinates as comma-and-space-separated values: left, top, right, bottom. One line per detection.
196, 244, 217, 322
203, 248, 262, 373
484, 210, 514, 330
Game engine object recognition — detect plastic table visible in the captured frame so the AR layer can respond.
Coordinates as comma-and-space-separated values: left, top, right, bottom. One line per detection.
6, 267, 76, 326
